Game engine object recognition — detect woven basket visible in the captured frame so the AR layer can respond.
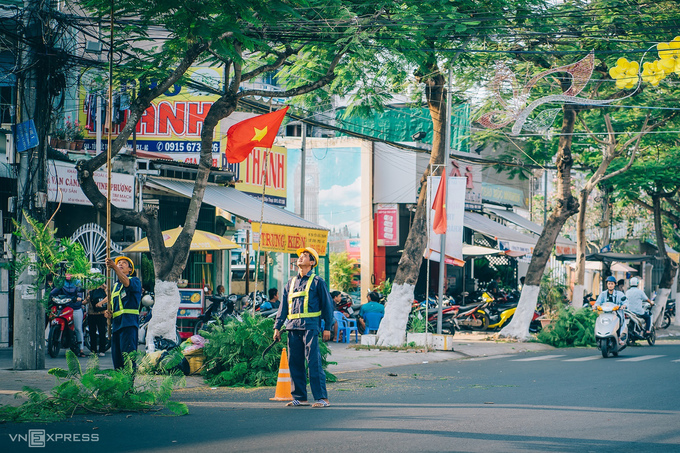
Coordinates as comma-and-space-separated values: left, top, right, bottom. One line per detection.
183, 349, 205, 375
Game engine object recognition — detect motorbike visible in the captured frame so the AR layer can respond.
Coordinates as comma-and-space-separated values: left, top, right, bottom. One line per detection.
583, 293, 596, 308
661, 299, 676, 329
138, 293, 182, 348
595, 301, 629, 358
454, 292, 494, 331
485, 301, 517, 331
193, 294, 241, 333
47, 295, 81, 358
625, 303, 656, 346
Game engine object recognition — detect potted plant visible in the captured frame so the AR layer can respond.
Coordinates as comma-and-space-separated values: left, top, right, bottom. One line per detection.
64, 118, 86, 150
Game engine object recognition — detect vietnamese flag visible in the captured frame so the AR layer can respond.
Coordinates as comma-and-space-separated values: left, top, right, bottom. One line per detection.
432, 175, 447, 234
226, 106, 289, 163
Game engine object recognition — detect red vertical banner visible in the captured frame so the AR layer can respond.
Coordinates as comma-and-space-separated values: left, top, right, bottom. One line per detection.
376, 204, 399, 247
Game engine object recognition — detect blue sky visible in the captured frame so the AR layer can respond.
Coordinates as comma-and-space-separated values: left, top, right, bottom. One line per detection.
286, 145, 362, 235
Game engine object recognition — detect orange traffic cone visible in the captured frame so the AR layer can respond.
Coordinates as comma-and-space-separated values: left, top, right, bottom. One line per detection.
269, 347, 293, 401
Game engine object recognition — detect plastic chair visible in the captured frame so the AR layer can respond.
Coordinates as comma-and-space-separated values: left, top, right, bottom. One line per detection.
333, 311, 358, 343
363, 312, 384, 334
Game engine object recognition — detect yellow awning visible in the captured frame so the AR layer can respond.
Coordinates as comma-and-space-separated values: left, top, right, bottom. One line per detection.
122, 227, 239, 253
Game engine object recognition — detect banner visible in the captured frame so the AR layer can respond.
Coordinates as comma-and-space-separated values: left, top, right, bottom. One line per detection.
426, 176, 466, 264
251, 222, 328, 256
375, 204, 399, 247
47, 161, 135, 209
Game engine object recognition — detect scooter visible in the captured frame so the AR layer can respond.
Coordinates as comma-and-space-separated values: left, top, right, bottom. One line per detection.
47, 295, 80, 358
625, 303, 656, 346
454, 292, 494, 330
595, 301, 629, 358
661, 299, 675, 329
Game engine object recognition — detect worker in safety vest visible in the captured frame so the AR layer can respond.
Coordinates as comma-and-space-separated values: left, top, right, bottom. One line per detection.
104, 256, 142, 370
273, 246, 334, 408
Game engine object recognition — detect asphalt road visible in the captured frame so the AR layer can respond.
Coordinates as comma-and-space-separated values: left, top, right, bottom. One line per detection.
2, 342, 680, 453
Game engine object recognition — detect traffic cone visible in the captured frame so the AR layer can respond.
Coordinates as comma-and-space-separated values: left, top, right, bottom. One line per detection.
269, 347, 293, 401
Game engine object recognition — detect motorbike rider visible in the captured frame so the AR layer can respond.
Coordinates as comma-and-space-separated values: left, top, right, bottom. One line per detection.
595, 276, 627, 344
50, 274, 86, 357
625, 277, 654, 335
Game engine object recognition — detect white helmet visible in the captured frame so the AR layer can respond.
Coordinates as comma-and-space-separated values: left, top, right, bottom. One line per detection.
629, 277, 640, 287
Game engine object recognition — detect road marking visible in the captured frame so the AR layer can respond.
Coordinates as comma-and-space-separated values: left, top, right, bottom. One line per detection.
672, 359, 680, 363
511, 355, 566, 361
563, 356, 601, 362
466, 354, 514, 361
616, 355, 666, 362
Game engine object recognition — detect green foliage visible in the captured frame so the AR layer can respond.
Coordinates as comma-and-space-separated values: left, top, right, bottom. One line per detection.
11, 215, 105, 304
329, 252, 358, 293
539, 271, 568, 318
407, 311, 427, 333
201, 313, 336, 387
141, 254, 155, 291
0, 351, 187, 423
375, 278, 393, 297
536, 307, 597, 348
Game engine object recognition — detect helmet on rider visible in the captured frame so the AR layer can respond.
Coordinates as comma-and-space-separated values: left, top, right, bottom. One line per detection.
605, 276, 617, 283
629, 277, 640, 287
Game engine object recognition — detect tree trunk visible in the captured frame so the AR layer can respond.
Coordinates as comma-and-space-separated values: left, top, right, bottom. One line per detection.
499, 105, 579, 340
571, 188, 589, 307
650, 195, 678, 327
377, 65, 447, 346
146, 280, 181, 352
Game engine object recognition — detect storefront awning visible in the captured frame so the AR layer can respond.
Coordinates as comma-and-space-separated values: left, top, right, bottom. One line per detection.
464, 211, 537, 255
485, 207, 576, 252
147, 177, 329, 255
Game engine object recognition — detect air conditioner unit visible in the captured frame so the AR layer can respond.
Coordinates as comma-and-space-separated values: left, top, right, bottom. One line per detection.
85, 41, 103, 54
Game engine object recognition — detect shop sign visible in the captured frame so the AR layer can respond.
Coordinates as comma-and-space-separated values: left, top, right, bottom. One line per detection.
252, 222, 328, 256
482, 183, 526, 208
375, 204, 399, 247
224, 146, 288, 207
47, 161, 135, 209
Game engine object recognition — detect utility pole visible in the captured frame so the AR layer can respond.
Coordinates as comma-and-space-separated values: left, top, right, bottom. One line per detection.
13, 0, 52, 370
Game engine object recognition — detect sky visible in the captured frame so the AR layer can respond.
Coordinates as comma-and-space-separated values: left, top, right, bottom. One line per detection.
286, 145, 363, 236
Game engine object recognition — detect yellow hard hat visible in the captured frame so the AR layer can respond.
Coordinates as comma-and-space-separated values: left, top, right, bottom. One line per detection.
296, 247, 319, 268
114, 256, 135, 273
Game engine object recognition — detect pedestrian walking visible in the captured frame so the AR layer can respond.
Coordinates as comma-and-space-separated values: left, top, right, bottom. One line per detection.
104, 256, 142, 370
273, 246, 334, 408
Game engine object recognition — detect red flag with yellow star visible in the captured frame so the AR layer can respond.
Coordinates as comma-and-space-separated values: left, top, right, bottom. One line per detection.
225, 106, 289, 163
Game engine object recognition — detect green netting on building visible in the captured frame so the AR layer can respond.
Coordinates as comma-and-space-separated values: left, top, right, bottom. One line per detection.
336, 104, 470, 152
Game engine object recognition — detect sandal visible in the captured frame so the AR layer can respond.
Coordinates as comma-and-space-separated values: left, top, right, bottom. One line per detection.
78, 352, 87, 358
285, 399, 309, 407
312, 399, 330, 408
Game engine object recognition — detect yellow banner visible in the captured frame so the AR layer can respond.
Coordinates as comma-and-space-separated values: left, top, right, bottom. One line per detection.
252, 222, 328, 256
231, 146, 287, 206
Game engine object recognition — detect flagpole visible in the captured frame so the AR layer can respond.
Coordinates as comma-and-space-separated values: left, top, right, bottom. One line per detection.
436, 66, 452, 335
252, 146, 270, 315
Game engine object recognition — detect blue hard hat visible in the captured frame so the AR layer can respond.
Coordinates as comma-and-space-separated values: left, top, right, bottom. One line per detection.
605, 276, 617, 283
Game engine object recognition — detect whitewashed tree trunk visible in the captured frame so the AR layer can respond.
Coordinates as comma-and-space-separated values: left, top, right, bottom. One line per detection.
376, 283, 414, 346
571, 283, 585, 308
499, 285, 540, 341
652, 287, 671, 328
146, 280, 181, 352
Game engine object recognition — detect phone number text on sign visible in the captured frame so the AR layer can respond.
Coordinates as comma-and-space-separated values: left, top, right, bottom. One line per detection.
155, 141, 220, 153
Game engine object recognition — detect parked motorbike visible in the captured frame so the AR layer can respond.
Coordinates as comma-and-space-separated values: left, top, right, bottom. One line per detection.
193, 294, 243, 333
47, 295, 81, 358
138, 293, 181, 347
485, 301, 517, 331
661, 299, 676, 329
454, 292, 494, 331
625, 303, 656, 346
583, 293, 596, 308
595, 301, 629, 358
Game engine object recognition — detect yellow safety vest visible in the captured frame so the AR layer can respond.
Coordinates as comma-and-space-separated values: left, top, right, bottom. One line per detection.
111, 282, 140, 318
287, 275, 321, 320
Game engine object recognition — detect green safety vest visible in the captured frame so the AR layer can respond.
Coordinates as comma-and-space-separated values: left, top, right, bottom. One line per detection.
111, 282, 140, 318
287, 275, 321, 320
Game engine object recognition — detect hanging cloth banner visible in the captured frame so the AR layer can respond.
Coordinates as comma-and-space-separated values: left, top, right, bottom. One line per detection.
425, 176, 466, 266
251, 222, 328, 256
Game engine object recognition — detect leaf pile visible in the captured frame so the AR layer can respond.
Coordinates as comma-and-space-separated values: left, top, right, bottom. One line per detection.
201, 312, 335, 387
536, 307, 597, 348
0, 351, 188, 423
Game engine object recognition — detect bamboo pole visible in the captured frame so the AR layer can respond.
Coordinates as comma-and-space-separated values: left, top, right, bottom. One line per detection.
106, 1, 114, 338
